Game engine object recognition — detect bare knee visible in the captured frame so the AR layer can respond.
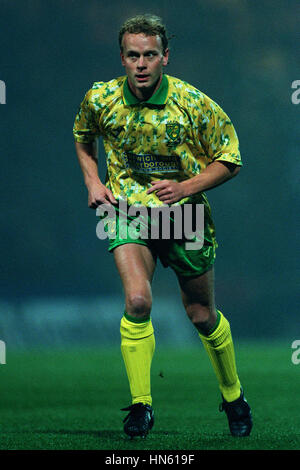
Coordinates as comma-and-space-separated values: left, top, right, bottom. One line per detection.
185, 304, 217, 335
126, 292, 152, 318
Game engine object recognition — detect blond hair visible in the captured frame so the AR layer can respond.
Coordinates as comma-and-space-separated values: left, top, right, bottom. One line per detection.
119, 14, 169, 53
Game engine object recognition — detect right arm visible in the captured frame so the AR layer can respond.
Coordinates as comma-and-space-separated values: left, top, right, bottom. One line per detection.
73, 85, 117, 209
75, 141, 117, 209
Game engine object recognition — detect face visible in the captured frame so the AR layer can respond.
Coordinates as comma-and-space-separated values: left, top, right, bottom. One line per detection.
121, 32, 169, 99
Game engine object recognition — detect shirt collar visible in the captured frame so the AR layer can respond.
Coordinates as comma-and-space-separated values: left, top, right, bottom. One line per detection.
123, 74, 169, 106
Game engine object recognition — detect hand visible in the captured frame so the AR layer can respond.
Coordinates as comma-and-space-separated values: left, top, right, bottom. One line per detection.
87, 181, 117, 209
146, 180, 187, 204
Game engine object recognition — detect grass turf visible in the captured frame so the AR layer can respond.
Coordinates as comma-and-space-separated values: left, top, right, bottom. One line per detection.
0, 341, 299, 450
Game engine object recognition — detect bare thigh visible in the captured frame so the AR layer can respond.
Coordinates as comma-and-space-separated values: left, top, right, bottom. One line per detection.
177, 266, 217, 334
113, 243, 157, 319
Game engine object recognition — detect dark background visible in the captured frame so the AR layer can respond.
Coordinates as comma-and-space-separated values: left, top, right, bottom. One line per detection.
0, 0, 299, 343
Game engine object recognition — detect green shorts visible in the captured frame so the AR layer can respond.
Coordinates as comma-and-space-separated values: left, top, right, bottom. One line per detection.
100, 201, 217, 278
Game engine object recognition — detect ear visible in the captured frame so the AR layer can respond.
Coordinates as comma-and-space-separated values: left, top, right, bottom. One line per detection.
120, 50, 125, 67
162, 48, 169, 67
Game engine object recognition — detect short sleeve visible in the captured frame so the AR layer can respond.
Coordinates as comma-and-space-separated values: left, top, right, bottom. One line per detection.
73, 88, 101, 143
199, 100, 242, 167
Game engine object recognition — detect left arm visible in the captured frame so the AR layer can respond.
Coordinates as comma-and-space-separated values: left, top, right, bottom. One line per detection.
147, 161, 241, 205
181, 160, 240, 195
148, 96, 242, 205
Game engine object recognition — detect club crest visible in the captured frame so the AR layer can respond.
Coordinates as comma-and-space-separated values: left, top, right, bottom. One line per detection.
166, 121, 181, 141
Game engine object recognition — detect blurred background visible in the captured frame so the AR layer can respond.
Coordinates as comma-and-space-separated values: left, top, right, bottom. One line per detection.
0, 0, 299, 349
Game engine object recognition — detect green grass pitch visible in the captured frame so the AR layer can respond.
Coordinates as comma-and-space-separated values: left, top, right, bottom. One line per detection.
0, 341, 299, 450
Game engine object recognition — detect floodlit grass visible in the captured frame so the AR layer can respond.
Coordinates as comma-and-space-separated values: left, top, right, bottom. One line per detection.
0, 342, 299, 450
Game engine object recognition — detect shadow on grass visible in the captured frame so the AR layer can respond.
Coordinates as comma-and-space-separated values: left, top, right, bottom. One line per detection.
30, 429, 180, 439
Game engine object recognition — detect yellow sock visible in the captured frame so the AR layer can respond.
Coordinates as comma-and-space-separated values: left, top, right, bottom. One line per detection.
199, 310, 241, 402
120, 312, 155, 406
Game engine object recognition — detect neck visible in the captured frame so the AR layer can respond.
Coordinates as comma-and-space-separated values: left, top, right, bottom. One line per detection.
128, 74, 162, 101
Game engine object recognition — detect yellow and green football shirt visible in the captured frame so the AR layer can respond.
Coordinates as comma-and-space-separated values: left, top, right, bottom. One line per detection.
73, 74, 242, 210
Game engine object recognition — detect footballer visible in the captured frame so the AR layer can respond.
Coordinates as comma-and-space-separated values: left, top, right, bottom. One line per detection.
73, 14, 253, 438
